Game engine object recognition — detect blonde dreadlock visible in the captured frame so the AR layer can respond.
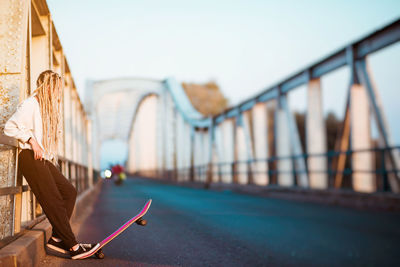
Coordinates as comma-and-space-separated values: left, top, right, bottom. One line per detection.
32, 70, 62, 166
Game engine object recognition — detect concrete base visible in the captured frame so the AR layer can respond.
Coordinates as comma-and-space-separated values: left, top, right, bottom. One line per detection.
0, 179, 103, 267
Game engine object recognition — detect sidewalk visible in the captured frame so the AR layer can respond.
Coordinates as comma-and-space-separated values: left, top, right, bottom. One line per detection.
0, 180, 103, 267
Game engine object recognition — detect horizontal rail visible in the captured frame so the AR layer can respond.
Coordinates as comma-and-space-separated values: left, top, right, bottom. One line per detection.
0, 185, 30, 196
0, 133, 18, 147
210, 146, 400, 165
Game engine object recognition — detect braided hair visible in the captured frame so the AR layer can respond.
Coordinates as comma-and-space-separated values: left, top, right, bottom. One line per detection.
33, 70, 62, 165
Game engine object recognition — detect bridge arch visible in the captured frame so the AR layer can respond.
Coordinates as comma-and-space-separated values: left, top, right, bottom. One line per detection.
85, 77, 210, 172
85, 78, 165, 170
126, 93, 160, 174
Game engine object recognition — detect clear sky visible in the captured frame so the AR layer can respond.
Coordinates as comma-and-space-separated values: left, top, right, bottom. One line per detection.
46, 0, 400, 167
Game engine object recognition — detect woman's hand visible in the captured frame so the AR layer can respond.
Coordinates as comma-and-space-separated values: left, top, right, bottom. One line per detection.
29, 137, 44, 160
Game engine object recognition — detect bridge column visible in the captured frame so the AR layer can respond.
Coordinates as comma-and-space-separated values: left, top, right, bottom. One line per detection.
156, 96, 163, 177
221, 119, 235, 183
306, 78, 328, 189
252, 103, 269, 185
184, 122, 192, 181
86, 119, 93, 186
127, 132, 135, 173
213, 125, 224, 183
276, 101, 293, 186
77, 103, 82, 164
194, 130, 208, 182
235, 114, 249, 184
175, 112, 185, 181
202, 130, 210, 182
211, 146, 219, 183
162, 92, 175, 179
350, 83, 375, 192
193, 131, 201, 182
134, 118, 141, 172
243, 111, 255, 184
72, 92, 78, 163
134, 95, 158, 175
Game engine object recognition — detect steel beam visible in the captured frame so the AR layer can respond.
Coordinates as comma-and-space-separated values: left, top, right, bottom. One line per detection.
356, 59, 400, 192
280, 95, 309, 187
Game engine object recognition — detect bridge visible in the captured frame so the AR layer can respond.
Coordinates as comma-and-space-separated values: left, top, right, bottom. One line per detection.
0, 0, 400, 266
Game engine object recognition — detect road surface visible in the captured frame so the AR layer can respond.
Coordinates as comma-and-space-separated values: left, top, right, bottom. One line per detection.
40, 177, 400, 266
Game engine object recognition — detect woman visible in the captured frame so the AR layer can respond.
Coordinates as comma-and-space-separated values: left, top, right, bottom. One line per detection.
4, 70, 99, 260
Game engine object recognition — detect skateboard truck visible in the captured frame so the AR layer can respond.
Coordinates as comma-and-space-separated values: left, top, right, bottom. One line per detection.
95, 249, 105, 259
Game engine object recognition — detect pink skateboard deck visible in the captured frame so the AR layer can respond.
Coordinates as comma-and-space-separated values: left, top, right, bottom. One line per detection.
79, 199, 152, 259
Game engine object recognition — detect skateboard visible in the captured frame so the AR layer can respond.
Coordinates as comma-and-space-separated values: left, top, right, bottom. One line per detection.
80, 199, 152, 259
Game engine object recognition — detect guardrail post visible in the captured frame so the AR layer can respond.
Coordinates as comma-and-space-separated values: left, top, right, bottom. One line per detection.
13, 157, 23, 234
381, 148, 389, 192
75, 164, 79, 192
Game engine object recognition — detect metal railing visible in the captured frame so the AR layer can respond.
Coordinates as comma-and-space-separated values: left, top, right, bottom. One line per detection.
169, 146, 400, 193
0, 134, 99, 249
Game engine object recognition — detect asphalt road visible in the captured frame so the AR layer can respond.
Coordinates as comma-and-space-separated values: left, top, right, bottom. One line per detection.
40, 177, 400, 267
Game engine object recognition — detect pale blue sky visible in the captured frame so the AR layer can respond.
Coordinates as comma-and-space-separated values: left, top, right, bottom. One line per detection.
46, 0, 400, 167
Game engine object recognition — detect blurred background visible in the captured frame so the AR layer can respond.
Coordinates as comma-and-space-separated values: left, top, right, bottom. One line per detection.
46, 0, 400, 169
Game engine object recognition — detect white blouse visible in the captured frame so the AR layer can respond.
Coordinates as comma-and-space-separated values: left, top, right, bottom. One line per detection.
3, 92, 54, 160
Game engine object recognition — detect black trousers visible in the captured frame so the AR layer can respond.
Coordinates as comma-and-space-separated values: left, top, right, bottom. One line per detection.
18, 149, 78, 248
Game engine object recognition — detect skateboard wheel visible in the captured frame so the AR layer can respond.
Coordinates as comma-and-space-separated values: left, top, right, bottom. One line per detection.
96, 250, 105, 259
136, 218, 147, 226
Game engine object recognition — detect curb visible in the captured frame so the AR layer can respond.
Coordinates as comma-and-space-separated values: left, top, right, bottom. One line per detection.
137, 176, 400, 212
208, 183, 400, 212
0, 179, 103, 267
